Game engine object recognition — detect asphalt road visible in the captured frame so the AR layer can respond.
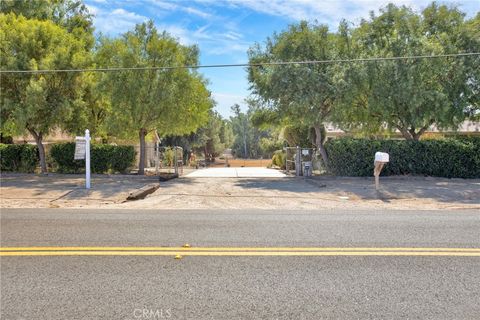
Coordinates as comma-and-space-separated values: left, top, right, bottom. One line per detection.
1, 208, 479, 319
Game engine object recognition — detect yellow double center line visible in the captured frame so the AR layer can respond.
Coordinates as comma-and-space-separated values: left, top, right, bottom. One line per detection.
1, 247, 480, 256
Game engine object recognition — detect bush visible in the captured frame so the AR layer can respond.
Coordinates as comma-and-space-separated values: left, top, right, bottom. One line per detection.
0, 144, 38, 173
50, 142, 135, 174
162, 147, 175, 167
110, 145, 136, 173
325, 138, 480, 178
50, 143, 84, 173
271, 150, 286, 169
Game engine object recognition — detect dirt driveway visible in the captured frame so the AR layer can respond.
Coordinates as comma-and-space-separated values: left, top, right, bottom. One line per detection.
1, 171, 479, 210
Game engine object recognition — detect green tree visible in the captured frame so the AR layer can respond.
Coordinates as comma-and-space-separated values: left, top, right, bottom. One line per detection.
0, 0, 94, 49
100, 21, 212, 174
0, 13, 90, 173
463, 12, 480, 119
200, 111, 234, 159
248, 21, 339, 164
230, 104, 272, 158
338, 3, 479, 140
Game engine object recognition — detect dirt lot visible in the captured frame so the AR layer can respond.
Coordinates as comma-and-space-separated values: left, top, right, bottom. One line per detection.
1, 171, 479, 210
0, 173, 159, 208
120, 175, 480, 211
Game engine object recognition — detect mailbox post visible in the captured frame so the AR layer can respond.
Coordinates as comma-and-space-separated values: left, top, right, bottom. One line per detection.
374, 152, 389, 190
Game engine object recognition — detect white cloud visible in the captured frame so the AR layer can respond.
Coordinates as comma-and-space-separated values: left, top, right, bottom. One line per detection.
182, 6, 212, 18
157, 24, 193, 44
90, 7, 149, 35
86, 4, 99, 15
156, 23, 249, 56
147, 0, 212, 18
195, 0, 478, 28
212, 92, 247, 117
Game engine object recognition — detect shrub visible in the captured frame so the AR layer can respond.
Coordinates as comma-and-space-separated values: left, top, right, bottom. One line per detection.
325, 138, 480, 178
110, 145, 136, 173
50, 143, 84, 173
271, 150, 286, 169
162, 147, 175, 167
50, 142, 135, 174
0, 144, 38, 173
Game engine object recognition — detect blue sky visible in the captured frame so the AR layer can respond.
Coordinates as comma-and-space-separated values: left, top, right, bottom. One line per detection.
84, 0, 480, 118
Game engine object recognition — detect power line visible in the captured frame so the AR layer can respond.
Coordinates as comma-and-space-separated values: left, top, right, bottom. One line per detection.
0, 52, 478, 74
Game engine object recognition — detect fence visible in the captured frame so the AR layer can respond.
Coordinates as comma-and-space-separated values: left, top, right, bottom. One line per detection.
135, 143, 184, 175
284, 146, 316, 176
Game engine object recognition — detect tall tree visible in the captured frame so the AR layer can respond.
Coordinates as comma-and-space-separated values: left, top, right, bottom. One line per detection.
0, 13, 89, 173
339, 3, 478, 140
100, 21, 212, 174
229, 104, 271, 159
0, 0, 94, 49
198, 111, 234, 159
248, 21, 339, 164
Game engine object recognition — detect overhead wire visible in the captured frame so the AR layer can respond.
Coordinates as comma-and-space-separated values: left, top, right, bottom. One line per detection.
0, 52, 478, 74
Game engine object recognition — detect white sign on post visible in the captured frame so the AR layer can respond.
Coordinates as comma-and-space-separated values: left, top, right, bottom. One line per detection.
74, 130, 91, 189
74, 137, 86, 160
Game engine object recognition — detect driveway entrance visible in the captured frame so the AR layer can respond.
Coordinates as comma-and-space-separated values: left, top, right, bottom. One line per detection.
185, 167, 286, 178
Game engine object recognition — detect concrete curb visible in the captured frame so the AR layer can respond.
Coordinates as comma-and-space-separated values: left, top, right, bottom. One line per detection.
126, 183, 160, 201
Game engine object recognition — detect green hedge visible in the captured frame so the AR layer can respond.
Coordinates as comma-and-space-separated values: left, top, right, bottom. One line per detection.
0, 144, 39, 173
325, 138, 480, 178
271, 150, 286, 169
50, 143, 135, 174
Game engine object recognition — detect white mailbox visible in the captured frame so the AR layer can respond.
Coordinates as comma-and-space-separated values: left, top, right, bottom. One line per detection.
374, 152, 389, 190
374, 152, 389, 163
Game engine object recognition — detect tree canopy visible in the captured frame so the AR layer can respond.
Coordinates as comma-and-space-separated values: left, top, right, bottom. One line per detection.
99, 21, 213, 174
336, 3, 480, 140
248, 2, 480, 161
0, 13, 90, 172
248, 21, 341, 164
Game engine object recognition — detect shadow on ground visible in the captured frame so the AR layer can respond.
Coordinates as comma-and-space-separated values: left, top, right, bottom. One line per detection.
230, 176, 480, 205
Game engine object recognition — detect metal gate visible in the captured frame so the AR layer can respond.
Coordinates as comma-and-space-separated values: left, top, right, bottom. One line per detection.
284, 146, 316, 176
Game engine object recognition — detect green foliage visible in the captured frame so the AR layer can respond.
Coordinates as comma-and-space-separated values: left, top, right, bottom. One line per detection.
248, 21, 337, 127
248, 21, 340, 164
50, 143, 135, 173
325, 138, 480, 178
98, 21, 212, 174
271, 150, 286, 169
162, 147, 175, 167
248, 3, 479, 146
230, 104, 274, 158
50, 143, 84, 173
259, 137, 283, 159
335, 3, 479, 140
281, 124, 314, 148
194, 111, 233, 157
0, 13, 91, 172
110, 145, 136, 173
0, 144, 38, 172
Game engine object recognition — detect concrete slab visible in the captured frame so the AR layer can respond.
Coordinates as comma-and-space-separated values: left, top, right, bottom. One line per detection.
185, 167, 287, 178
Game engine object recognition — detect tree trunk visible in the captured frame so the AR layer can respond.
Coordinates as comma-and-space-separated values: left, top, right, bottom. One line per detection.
28, 128, 47, 174
313, 124, 329, 167
398, 123, 431, 141
138, 128, 147, 175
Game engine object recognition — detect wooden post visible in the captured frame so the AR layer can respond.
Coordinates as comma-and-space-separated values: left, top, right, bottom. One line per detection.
374, 161, 385, 190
